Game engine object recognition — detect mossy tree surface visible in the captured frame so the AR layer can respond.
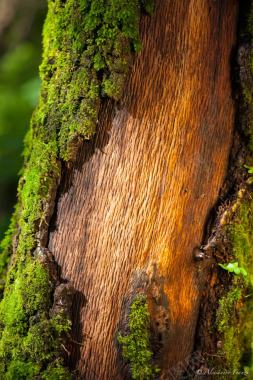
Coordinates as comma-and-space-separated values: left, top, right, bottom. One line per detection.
0, 0, 146, 377
118, 296, 159, 380
216, 195, 253, 377
214, 4, 253, 377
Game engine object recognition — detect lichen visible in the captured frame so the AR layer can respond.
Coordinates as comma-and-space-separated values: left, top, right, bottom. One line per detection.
0, 0, 147, 377
118, 295, 159, 380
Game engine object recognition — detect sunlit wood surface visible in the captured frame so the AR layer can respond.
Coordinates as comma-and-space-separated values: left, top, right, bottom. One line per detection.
49, 0, 238, 378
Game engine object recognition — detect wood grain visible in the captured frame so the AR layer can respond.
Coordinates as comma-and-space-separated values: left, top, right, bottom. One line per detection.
49, 1, 238, 378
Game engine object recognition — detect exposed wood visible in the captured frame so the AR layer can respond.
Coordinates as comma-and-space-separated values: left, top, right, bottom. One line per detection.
49, 1, 238, 378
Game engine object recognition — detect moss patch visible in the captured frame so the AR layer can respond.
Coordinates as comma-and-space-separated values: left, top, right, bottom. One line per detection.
216, 194, 253, 377
214, 3, 253, 376
229, 197, 253, 375
0, 205, 19, 296
0, 0, 147, 377
40, 0, 143, 161
216, 282, 243, 374
0, 257, 72, 379
118, 295, 159, 380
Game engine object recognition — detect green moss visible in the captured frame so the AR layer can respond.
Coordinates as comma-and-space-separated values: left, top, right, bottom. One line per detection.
5, 361, 40, 380
0, 205, 20, 296
41, 361, 72, 380
216, 196, 253, 377
0, 0, 146, 377
230, 199, 253, 376
118, 295, 159, 380
0, 258, 71, 378
216, 284, 242, 373
239, 3, 253, 151
141, 0, 155, 15
230, 200, 253, 285
215, 4, 253, 376
39, 0, 143, 160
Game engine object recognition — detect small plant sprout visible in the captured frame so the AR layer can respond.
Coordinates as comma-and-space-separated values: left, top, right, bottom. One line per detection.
219, 261, 248, 277
244, 164, 253, 174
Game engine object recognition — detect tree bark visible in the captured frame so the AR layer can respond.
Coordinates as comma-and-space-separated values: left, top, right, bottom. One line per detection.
49, 1, 238, 378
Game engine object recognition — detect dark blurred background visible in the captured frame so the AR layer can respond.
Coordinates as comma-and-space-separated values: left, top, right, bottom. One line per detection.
0, 0, 46, 239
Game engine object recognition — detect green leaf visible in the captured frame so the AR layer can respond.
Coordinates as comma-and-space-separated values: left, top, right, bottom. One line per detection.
219, 261, 248, 277
240, 268, 248, 277
244, 164, 253, 174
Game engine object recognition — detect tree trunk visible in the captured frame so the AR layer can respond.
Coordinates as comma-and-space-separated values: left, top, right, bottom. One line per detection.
49, 1, 238, 378
2, 0, 253, 379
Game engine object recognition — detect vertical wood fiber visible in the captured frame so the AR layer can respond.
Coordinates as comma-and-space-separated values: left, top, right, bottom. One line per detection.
49, 1, 238, 378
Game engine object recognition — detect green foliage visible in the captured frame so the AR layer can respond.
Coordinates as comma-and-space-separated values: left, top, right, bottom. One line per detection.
5, 361, 39, 380
219, 262, 248, 277
41, 362, 72, 380
118, 296, 159, 380
244, 164, 253, 174
0, 43, 41, 183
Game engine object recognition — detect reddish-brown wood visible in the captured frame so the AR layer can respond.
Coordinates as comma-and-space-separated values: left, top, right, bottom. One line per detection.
49, 1, 238, 378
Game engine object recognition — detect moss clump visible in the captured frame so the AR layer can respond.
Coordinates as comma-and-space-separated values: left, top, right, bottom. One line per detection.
215, 3, 253, 376
0, 0, 146, 377
141, 0, 155, 15
240, 3, 253, 150
226, 17, 253, 363
0, 258, 71, 379
39, 0, 143, 161
0, 0, 146, 275
216, 196, 253, 377
0, 205, 19, 296
118, 295, 159, 380
230, 199, 253, 375
230, 200, 253, 287
216, 284, 243, 373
